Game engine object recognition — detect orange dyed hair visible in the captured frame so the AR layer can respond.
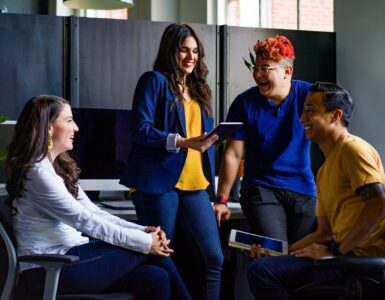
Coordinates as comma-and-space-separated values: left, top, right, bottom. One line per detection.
254, 35, 295, 63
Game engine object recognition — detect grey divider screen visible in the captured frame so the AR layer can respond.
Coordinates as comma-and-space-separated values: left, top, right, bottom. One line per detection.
0, 14, 64, 119
192, 23, 218, 123
73, 18, 218, 112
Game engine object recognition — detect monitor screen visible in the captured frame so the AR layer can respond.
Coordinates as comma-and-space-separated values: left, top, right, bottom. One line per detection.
72, 108, 132, 180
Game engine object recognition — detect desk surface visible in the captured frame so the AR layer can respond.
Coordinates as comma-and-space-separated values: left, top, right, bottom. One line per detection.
97, 200, 244, 221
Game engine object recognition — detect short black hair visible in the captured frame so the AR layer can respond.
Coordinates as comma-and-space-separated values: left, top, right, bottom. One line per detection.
309, 82, 354, 127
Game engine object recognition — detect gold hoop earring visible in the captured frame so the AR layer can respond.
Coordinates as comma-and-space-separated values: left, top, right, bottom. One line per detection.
48, 131, 53, 150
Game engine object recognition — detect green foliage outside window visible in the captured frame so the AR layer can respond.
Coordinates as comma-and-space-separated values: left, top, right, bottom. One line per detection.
0, 115, 9, 161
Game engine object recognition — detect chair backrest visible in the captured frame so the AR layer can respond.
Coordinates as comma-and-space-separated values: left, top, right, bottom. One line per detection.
0, 196, 14, 242
0, 196, 18, 300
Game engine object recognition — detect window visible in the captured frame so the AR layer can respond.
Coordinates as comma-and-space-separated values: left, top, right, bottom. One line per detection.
227, 0, 260, 27
225, 0, 333, 32
299, 0, 333, 32
267, 0, 297, 30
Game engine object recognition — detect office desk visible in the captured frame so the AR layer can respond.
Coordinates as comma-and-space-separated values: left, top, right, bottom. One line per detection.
97, 200, 245, 221
97, 200, 137, 221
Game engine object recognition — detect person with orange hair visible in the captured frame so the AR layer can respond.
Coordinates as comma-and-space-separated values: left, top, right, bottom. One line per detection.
215, 35, 316, 244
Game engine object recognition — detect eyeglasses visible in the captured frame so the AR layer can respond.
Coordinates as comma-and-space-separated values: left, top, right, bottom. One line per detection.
253, 65, 286, 75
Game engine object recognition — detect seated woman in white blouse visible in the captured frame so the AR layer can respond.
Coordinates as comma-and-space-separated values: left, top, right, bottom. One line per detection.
5, 95, 191, 300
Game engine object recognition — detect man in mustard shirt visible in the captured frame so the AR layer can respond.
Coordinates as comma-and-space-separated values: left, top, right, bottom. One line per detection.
246, 82, 385, 299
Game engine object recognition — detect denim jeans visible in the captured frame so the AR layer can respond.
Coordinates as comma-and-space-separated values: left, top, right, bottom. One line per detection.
247, 255, 348, 300
21, 240, 191, 300
240, 185, 316, 243
132, 189, 223, 300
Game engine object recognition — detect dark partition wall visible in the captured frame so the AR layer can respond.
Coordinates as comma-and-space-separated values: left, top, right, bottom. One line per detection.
190, 23, 218, 122
221, 26, 336, 119
0, 14, 64, 119
74, 18, 168, 109
72, 18, 218, 113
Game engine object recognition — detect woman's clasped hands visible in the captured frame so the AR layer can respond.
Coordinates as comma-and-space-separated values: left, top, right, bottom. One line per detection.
146, 226, 174, 257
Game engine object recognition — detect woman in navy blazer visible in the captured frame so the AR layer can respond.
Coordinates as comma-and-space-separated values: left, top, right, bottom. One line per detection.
120, 23, 228, 300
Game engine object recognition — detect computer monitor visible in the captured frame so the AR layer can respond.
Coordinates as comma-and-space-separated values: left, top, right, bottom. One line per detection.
71, 108, 132, 194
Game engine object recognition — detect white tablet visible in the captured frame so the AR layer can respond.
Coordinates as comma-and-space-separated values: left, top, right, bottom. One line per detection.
228, 229, 288, 256
205, 122, 243, 144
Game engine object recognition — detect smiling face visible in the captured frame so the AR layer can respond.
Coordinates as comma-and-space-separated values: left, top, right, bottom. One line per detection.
300, 91, 336, 144
253, 56, 292, 103
178, 36, 198, 78
48, 104, 79, 157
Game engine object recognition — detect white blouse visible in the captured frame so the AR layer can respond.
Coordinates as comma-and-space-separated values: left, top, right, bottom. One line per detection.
13, 157, 152, 271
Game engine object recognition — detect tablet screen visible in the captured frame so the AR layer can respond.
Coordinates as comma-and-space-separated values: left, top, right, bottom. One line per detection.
206, 122, 243, 144
235, 231, 284, 252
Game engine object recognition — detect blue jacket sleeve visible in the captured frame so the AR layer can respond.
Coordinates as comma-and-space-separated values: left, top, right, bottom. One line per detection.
130, 71, 172, 149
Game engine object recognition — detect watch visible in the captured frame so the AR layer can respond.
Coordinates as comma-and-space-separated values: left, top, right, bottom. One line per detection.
215, 195, 228, 206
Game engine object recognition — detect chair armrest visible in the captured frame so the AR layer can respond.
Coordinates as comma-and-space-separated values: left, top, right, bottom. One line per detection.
19, 254, 79, 264
19, 254, 79, 300
314, 256, 385, 273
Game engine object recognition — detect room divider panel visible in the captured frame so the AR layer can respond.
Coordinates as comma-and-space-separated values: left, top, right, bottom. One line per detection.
70, 18, 218, 116
0, 14, 64, 119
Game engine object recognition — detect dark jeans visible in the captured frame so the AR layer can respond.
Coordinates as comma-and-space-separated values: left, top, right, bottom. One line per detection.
132, 189, 223, 300
21, 240, 191, 300
247, 255, 348, 300
240, 185, 316, 243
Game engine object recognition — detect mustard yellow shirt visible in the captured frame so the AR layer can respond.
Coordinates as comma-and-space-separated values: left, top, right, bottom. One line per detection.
317, 134, 385, 256
176, 99, 209, 191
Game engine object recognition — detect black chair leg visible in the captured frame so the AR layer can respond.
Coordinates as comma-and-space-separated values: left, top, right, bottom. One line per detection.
344, 278, 362, 300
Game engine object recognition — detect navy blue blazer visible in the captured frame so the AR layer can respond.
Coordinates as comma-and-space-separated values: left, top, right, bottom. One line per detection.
120, 71, 216, 195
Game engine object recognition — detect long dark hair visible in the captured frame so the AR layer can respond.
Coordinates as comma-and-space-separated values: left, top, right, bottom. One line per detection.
153, 23, 212, 116
5, 95, 80, 209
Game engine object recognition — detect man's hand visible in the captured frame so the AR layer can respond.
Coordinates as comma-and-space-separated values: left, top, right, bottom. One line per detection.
213, 204, 231, 227
249, 244, 270, 259
290, 243, 333, 260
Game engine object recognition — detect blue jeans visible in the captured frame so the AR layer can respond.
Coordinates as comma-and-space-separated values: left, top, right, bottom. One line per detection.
247, 255, 348, 300
132, 189, 223, 300
21, 240, 191, 300
240, 185, 316, 243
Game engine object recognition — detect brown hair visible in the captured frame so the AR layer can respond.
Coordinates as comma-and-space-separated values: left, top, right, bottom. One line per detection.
153, 23, 212, 116
5, 95, 80, 209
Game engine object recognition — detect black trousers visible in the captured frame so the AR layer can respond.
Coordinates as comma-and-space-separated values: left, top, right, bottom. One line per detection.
240, 185, 316, 244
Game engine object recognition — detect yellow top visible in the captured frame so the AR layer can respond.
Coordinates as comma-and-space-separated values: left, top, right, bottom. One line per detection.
176, 99, 209, 191
317, 134, 385, 256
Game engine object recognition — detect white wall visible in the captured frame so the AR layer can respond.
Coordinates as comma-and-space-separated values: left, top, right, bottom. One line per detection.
130, 0, 178, 22
335, 0, 385, 159
129, 0, 217, 24
151, 0, 178, 22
